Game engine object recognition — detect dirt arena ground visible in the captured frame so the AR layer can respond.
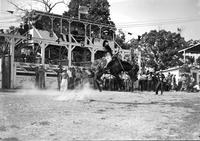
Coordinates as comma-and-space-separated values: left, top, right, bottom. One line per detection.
0, 87, 200, 140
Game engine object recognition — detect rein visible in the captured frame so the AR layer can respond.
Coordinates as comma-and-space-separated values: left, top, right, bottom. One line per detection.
116, 57, 126, 72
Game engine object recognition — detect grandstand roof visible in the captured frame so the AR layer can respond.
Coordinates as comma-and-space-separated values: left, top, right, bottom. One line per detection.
179, 43, 200, 53
30, 27, 58, 41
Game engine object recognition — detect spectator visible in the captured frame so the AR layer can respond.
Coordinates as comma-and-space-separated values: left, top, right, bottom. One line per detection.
24, 21, 29, 33
67, 67, 73, 89
181, 74, 187, 91
60, 67, 69, 92
71, 27, 79, 42
34, 66, 39, 88
147, 72, 153, 91
152, 72, 158, 91
75, 67, 82, 87
71, 67, 76, 89
56, 65, 63, 91
38, 64, 46, 89
187, 74, 195, 92
171, 75, 177, 91
32, 64, 46, 89
155, 72, 165, 95
36, 52, 42, 64
138, 72, 146, 91
177, 78, 183, 91
193, 83, 200, 92
18, 23, 24, 35
61, 26, 69, 42
138, 73, 142, 91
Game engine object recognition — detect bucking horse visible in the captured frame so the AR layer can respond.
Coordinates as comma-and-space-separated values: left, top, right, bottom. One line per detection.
92, 40, 139, 92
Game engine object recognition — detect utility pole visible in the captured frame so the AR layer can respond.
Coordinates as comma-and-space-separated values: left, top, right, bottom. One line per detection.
137, 35, 142, 74
138, 48, 142, 74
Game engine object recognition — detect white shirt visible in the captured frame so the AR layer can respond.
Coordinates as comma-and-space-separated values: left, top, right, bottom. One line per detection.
67, 70, 72, 78
105, 53, 112, 65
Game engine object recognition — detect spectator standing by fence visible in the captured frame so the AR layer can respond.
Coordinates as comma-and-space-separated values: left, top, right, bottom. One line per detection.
31, 64, 45, 89
171, 74, 177, 90
60, 67, 69, 92
37, 64, 46, 89
56, 65, 63, 91
181, 74, 187, 91
34, 66, 39, 88
155, 72, 165, 95
138, 72, 146, 91
75, 67, 82, 87
67, 68, 73, 89
147, 72, 153, 91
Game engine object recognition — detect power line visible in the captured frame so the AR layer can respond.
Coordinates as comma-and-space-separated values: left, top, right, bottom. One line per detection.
0, 19, 19, 23
0, 18, 18, 21
116, 17, 200, 28
117, 16, 200, 25
118, 17, 200, 25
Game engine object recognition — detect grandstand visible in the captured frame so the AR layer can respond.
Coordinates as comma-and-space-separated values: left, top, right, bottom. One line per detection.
0, 10, 131, 89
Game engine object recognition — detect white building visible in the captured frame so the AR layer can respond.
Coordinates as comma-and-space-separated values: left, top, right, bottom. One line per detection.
179, 43, 200, 85
161, 66, 181, 85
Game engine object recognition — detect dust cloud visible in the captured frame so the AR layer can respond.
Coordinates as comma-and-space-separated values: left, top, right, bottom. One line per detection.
56, 82, 97, 101
14, 79, 98, 102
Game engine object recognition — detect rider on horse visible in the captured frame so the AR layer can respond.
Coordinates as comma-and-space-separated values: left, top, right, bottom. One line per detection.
103, 40, 116, 68
94, 40, 139, 92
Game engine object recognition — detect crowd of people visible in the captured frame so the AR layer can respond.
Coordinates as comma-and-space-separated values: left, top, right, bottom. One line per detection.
32, 64, 199, 94
57, 66, 94, 91
138, 71, 174, 93
177, 73, 200, 92
34, 65, 95, 91
137, 71, 200, 94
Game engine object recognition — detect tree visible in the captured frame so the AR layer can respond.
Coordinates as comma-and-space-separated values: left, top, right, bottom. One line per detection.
63, 0, 114, 25
187, 39, 200, 46
185, 56, 195, 65
8, 0, 65, 13
7, 0, 67, 30
0, 27, 18, 57
115, 29, 131, 49
63, 0, 90, 18
34, 0, 65, 13
131, 30, 188, 71
87, 0, 114, 25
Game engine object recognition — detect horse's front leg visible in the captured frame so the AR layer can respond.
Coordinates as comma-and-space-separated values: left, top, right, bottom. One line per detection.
94, 72, 103, 92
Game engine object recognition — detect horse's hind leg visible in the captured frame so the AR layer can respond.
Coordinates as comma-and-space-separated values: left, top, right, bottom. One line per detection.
95, 79, 102, 92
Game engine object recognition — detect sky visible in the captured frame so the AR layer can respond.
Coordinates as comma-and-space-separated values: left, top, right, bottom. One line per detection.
108, 0, 200, 41
1, 0, 200, 41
